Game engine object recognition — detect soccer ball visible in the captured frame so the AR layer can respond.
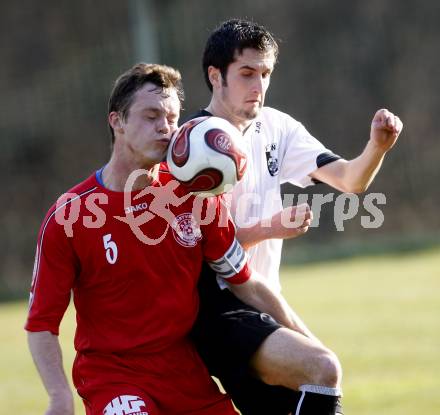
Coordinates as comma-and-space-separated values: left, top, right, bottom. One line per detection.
167, 116, 247, 195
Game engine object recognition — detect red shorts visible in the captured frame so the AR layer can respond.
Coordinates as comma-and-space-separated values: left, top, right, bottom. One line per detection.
72, 339, 237, 415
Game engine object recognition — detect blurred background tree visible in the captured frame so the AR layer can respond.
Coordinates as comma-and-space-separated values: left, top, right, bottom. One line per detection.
1, 0, 439, 300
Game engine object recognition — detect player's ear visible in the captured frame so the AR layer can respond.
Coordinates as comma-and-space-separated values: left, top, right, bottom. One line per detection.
108, 112, 124, 134
208, 66, 221, 90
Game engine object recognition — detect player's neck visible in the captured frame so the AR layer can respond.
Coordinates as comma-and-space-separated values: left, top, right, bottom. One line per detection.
102, 152, 158, 192
205, 101, 252, 134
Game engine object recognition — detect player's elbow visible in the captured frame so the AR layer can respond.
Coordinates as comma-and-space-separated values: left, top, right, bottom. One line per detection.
338, 181, 369, 194
345, 186, 367, 194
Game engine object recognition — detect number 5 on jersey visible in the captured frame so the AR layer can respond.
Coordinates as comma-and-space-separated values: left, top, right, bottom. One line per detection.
103, 234, 118, 264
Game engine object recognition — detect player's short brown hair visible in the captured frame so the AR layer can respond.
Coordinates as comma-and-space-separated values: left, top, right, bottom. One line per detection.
108, 63, 184, 144
203, 19, 279, 92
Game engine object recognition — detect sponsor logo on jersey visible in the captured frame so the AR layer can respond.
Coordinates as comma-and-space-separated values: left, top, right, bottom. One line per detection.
124, 202, 149, 214
265, 143, 279, 176
172, 212, 202, 247
255, 121, 262, 134
103, 395, 148, 415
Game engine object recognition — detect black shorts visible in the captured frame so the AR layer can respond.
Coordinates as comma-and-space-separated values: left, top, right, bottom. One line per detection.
191, 263, 301, 415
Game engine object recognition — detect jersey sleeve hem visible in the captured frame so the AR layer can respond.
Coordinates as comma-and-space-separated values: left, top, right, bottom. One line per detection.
24, 322, 60, 336
224, 263, 252, 285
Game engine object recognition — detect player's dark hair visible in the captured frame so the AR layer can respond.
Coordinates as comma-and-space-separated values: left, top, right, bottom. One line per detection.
108, 63, 184, 145
203, 19, 279, 91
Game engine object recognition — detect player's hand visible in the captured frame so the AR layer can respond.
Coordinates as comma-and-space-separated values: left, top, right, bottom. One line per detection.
45, 390, 74, 415
370, 108, 403, 152
269, 203, 312, 240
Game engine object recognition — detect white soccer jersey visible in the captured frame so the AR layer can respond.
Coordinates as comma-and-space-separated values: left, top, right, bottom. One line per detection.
228, 107, 339, 291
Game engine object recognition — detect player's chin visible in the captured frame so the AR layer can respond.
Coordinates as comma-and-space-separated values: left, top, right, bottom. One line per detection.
147, 148, 167, 164
242, 107, 261, 120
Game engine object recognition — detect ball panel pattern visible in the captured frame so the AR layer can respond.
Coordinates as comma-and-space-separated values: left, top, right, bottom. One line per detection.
167, 116, 247, 195
171, 117, 209, 167
178, 168, 223, 192
204, 128, 248, 181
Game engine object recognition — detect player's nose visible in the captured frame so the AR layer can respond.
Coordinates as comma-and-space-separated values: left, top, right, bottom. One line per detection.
157, 118, 171, 135
252, 76, 264, 96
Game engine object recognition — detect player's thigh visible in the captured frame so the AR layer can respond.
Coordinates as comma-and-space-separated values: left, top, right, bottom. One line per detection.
81, 383, 159, 415
250, 327, 335, 389
193, 308, 282, 375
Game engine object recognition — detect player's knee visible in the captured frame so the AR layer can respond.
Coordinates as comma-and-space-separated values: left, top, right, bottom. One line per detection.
312, 350, 342, 387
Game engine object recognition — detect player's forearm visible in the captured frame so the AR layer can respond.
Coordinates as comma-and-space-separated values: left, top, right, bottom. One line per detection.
313, 141, 387, 193
343, 140, 387, 192
236, 222, 270, 250
236, 205, 311, 248
27, 331, 74, 413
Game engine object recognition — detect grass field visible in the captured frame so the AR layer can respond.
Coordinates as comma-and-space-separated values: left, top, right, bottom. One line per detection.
1, 247, 439, 414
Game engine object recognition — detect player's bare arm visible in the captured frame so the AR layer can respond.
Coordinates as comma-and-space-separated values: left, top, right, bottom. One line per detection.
311, 108, 403, 193
236, 203, 313, 250
227, 270, 320, 343
28, 331, 74, 415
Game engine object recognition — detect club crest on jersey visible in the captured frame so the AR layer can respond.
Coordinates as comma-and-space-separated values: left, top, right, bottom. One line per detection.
172, 213, 202, 247
265, 143, 279, 176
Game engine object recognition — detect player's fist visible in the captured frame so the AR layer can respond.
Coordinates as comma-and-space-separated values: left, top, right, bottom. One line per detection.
270, 203, 313, 240
370, 108, 403, 152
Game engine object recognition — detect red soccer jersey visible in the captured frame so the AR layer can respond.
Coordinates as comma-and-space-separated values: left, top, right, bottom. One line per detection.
25, 165, 250, 354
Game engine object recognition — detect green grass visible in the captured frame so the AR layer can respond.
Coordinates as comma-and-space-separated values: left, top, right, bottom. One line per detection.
280, 247, 440, 415
2, 247, 439, 414
0, 301, 84, 413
